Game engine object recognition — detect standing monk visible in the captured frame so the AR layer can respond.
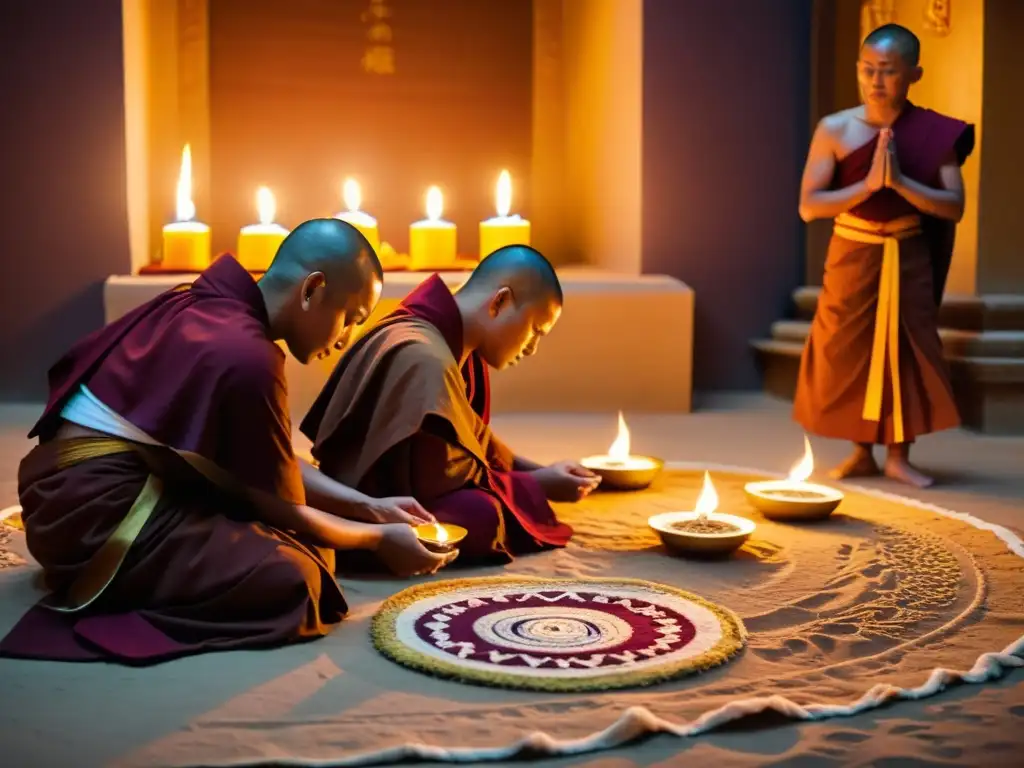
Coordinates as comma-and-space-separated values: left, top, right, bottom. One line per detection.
1, 218, 453, 665
301, 245, 600, 563
794, 24, 974, 488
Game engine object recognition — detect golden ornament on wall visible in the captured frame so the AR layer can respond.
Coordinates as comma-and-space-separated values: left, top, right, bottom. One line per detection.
860, 0, 897, 42
923, 0, 952, 37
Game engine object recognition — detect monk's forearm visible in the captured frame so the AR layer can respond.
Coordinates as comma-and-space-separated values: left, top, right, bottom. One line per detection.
299, 458, 376, 521
513, 456, 544, 472
799, 181, 873, 222
249, 492, 383, 550
892, 177, 964, 221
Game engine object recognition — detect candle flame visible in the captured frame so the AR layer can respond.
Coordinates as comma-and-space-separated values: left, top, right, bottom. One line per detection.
175, 144, 196, 222
608, 411, 630, 460
343, 178, 362, 212
256, 186, 276, 226
426, 186, 444, 221
695, 471, 719, 519
496, 170, 512, 217
787, 435, 814, 483
433, 523, 448, 543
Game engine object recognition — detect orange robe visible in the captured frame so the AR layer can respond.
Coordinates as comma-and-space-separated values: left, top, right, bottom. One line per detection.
794, 104, 975, 445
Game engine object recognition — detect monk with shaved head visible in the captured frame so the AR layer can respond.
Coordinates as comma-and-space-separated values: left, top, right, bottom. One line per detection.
302, 245, 598, 562
1, 219, 454, 666
795, 24, 974, 488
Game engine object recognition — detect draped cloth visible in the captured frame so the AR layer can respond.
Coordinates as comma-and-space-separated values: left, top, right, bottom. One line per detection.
794, 104, 975, 445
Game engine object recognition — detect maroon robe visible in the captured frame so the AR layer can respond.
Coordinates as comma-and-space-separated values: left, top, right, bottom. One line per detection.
301, 275, 572, 562
0, 255, 347, 664
794, 104, 975, 444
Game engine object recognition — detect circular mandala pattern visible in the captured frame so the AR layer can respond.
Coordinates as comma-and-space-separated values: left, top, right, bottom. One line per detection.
371, 577, 746, 691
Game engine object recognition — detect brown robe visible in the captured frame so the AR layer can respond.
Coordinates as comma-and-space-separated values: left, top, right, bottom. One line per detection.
0, 256, 348, 664
794, 104, 975, 445
301, 275, 572, 562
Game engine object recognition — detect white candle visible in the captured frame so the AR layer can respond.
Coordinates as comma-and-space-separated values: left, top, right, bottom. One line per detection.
161, 144, 210, 271
479, 170, 531, 260
409, 185, 457, 271
334, 178, 381, 254
236, 186, 289, 272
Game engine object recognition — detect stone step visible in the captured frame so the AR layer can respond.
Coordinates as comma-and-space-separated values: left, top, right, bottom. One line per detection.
750, 335, 1024, 435
769, 319, 1024, 358
791, 286, 1024, 331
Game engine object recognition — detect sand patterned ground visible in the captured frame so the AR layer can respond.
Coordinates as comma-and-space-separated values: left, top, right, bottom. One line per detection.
50, 466, 1016, 767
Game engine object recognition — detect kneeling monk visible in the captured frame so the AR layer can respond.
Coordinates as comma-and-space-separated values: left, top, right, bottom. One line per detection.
1, 219, 452, 665
300, 245, 600, 562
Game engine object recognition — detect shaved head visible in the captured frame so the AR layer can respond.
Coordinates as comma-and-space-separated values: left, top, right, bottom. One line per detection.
455, 245, 562, 370
863, 23, 920, 66
461, 245, 563, 306
259, 218, 384, 364
265, 217, 383, 294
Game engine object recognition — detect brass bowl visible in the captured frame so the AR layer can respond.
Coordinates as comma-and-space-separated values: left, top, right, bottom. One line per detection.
580, 455, 664, 491
647, 511, 756, 557
414, 522, 468, 553
743, 481, 844, 522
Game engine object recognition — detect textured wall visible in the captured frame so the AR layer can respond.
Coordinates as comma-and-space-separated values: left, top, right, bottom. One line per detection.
641, 0, 813, 390
0, 0, 131, 400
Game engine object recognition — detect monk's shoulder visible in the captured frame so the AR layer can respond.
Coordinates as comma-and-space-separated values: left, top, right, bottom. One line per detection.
372, 319, 459, 377
816, 108, 860, 141
201, 316, 286, 396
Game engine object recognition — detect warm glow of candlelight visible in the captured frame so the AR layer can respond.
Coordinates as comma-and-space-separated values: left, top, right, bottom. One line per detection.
343, 178, 362, 212
695, 471, 719, 519
433, 523, 448, 543
256, 186, 276, 226
426, 186, 444, 221
175, 144, 196, 222
608, 411, 630, 460
787, 435, 814, 483
495, 170, 512, 217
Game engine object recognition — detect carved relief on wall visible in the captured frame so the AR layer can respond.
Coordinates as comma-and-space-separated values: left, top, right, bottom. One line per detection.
923, 0, 952, 37
860, 0, 897, 41
362, 0, 395, 75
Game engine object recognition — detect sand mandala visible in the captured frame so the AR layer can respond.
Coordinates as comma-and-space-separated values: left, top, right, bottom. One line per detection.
371, 577, 746, 691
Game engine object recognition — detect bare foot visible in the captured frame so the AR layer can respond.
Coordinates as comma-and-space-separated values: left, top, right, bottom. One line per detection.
884, 457, 935, 488
829, 449, 880, 479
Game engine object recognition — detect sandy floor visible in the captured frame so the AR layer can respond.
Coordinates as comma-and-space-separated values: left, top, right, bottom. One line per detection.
1, 395, 1023, 768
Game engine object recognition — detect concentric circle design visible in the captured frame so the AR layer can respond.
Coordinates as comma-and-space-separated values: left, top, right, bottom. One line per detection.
371, 577, 746, 691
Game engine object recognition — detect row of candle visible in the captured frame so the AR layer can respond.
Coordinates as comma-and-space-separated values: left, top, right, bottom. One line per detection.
162, 145, 532, 273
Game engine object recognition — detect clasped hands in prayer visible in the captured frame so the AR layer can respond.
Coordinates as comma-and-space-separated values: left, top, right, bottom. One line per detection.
866, 127, 903, 193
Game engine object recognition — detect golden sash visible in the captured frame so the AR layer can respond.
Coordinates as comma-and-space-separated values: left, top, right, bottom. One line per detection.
45, 436, 300, 614
47, 437, 161, 613
832, 213, 922, 444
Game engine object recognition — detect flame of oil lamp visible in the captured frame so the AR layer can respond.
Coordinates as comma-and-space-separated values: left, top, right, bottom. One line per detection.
433, 522, 449, 544
743, 435, 845, 521
579, 411, 664, 491
694, 469, 719, 521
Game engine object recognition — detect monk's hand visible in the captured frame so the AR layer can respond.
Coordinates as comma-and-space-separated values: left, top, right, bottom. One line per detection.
866, 128, 889, 193
884, 132, 902, 189
376, 524, 457, 577
366, 496, 436, 526
532, 460, 602, 502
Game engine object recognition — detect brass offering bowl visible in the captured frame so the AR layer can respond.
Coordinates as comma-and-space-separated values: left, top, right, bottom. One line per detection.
647, 511, 756, 557
579, 455, 664, 491
743, 480, 844, 522
414, 522, 468, 553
